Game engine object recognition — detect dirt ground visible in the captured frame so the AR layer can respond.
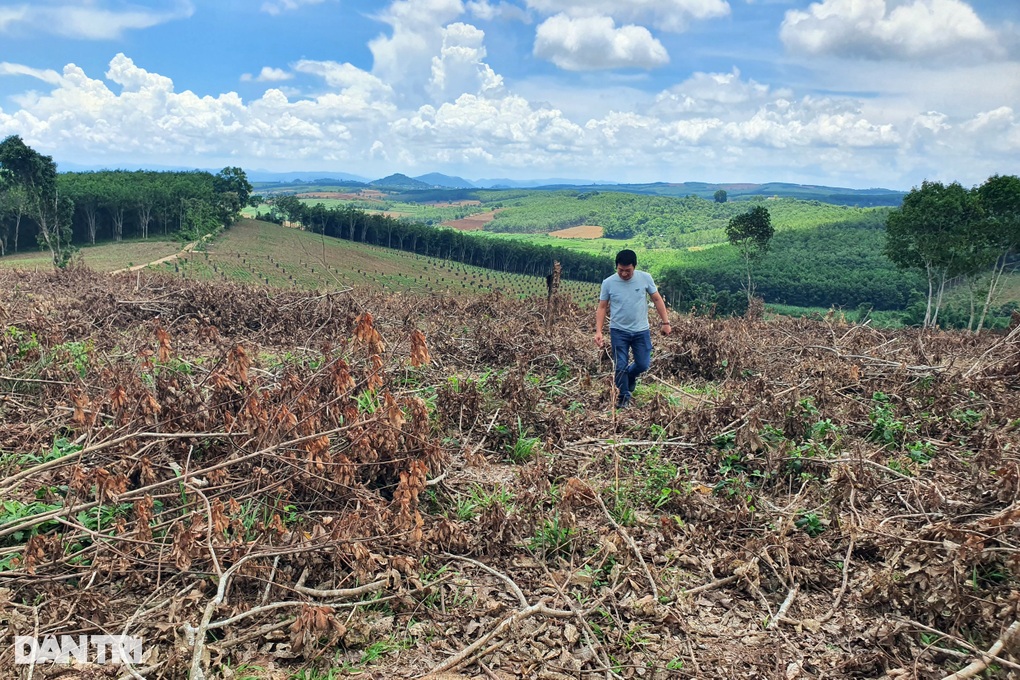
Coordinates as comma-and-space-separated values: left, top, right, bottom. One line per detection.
0, 268, 1018, 679
548, 226, 604, 239
442, 210, 502, 231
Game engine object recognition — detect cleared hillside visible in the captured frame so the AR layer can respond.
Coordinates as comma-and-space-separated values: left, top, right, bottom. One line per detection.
1, 268, 1017, 679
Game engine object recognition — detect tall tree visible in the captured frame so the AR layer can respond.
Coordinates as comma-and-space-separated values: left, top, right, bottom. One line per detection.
726, 205, 774, 304
974, 174, 1020, 331
0, 135, 74, 267
214, 166, 254, 225
714, 189, 728, 203
885, 180, 981, 328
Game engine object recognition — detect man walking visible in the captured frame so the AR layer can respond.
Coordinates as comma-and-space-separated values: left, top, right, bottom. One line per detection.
594, 249, 671, 409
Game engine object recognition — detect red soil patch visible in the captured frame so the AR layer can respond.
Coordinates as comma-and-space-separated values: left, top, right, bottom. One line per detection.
442, 209, 503, 231
548, 225, 604, 239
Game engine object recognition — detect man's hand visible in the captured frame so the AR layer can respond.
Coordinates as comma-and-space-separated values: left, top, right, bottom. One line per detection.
661, 322, 672, 336
595, 331, 605, 348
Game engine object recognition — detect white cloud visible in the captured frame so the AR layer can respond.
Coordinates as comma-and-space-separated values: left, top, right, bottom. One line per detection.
428, 22, 504, 102
960, 106, 1020, 152
466, 1, 529, 22
0, 62, 63, 85
526, 0, 730, 32
534, 14, 669, 71
261, 0, 328, 16
652, 68, 779, 116
781, 0, 1002, 61
240, 67, 294, 83
0, 7, 29, 32
368, 0, 466, 105
291, 60, 397, 118
0, 41, 1016, 188
0, 1, 194, 40
391, 93, 586, 168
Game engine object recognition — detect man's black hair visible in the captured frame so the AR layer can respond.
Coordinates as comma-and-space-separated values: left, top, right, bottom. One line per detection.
615, 249, 637, 267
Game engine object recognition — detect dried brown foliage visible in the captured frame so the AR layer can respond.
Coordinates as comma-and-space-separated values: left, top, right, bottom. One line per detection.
0, 267, 1018, 679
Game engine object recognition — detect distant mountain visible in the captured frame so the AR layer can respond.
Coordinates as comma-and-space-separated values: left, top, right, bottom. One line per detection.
473, 177, 618, 189
246, 170, 370, 183
370, 173, 434, 190
414, 173, 476, 189
597, 181, 905, 207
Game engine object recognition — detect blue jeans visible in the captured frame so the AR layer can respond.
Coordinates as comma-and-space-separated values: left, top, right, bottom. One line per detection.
610, 328, 651, 405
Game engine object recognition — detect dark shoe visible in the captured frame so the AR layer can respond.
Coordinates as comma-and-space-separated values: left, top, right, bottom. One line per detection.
615, 397, 631, 410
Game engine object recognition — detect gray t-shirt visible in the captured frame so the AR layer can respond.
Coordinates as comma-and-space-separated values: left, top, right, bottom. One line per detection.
599, 270, 657, 332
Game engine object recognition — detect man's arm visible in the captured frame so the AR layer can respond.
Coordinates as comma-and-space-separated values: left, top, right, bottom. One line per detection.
650, 292, 671, 335
595, 299, 609, 347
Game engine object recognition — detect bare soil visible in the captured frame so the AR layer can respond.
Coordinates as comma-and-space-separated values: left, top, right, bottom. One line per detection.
548, 226, 604, 239
442, 209, 503, 231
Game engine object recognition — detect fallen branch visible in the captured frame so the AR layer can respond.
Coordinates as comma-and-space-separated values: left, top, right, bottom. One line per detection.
593, 489, 659, 601
769, 583, 799, 630
420, 599, 573, 678
681, 574, 738, 597
940, 620, 1020, 679
443, 553, 528, 608
291, 570, 388, 599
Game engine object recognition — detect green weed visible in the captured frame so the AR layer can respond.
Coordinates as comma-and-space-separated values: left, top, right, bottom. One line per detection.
506, 417, 540, 463
795, 511, 827, 537
529, 514, 576, 559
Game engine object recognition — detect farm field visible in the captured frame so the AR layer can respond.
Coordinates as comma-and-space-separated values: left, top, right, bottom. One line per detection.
441, 208, 501, 231
155, 218, 601, 302
0, 238, 184, 273
1, 267, 1017, 679
549, 225, 604, 239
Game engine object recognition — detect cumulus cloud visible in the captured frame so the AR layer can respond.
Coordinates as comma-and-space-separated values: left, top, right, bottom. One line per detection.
781, 0, 1002, 61
261, 0, 328, 16
0, 39, 1016, 188
291, 60, 397, 118
240, 67, 293, 83
526, 0, 730, 32
534, 14, 669, 71
428, 23, 505, 102
652, 68, 780, 116
368, 0, 466, 105
0, 1, 193, 40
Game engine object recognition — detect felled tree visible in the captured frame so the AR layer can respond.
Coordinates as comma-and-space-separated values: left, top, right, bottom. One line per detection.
726, 205, 773, 304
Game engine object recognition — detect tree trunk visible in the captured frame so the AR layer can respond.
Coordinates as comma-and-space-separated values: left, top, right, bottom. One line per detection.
13, 212, 22, 252
924, 262, 935, 328
138, 205, 153, 239
85, 206, 98, 245
112, 208, 125, 242
931, 269, 948, 328
966, 279, 976, 332
977, 255, 1009, 332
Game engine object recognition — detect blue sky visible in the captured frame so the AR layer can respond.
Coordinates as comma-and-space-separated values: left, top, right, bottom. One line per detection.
0, 0, 1017, 189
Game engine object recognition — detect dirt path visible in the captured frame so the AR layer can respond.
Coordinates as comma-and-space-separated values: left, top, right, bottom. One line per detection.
109, 239, 199, 275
